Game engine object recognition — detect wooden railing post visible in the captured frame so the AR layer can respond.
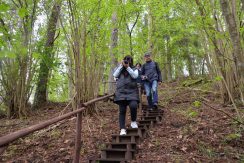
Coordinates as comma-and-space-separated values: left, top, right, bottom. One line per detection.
138, 84, 142, 115
74, 112, 82, 163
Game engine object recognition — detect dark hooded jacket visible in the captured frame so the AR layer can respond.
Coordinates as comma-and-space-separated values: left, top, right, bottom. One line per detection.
113, 67, 139, 103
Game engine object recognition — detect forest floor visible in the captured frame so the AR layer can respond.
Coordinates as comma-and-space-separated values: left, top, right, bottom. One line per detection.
1, 79, 244, 162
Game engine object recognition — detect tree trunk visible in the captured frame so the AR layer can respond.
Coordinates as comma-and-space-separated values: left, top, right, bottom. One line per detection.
220, 0, 244, 103
187, 54, 194, 77
82, 16, 88, 103
33, 2, 61, 108
162, 66, 167, 81
242, 0, 244, 11
202, 34, 214, 78
129, 33, 133, 56
148, 4, 153, 53
165, 37, 172, 81
67, 48, 74, 100
108, 10, 118, 94
166, 52, 172, 81
73, 29, 82, 110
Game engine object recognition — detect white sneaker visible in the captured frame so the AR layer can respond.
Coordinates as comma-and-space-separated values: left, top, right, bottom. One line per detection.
131, 121, 138, 128
120, 129, 126, 135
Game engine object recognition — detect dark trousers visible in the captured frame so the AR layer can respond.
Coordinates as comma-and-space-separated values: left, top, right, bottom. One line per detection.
118, 100, 138, 129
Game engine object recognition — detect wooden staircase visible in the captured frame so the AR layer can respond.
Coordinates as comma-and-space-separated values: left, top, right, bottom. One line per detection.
88, 106, 164, 163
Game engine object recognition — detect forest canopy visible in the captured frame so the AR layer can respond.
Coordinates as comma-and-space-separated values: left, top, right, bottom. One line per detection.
0, 0, 243, 118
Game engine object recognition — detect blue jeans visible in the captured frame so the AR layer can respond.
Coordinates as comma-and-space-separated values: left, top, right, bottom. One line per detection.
144, 80, 158, 107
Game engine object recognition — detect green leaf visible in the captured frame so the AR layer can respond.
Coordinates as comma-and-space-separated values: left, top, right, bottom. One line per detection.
18, 8, 28, 18
0, 51, 4, 58
1, 50, 16, 59
32, 52, 40, 59
20, 47, 28, 56
188, 111, 198, 118
0, 3, 10, 12
7, 52, 16, 59
193, 101, 201, 108
214, 76, 222, 81
225, 133, 241, 141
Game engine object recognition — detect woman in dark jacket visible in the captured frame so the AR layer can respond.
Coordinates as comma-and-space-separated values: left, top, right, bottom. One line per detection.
113, 55, 139, 135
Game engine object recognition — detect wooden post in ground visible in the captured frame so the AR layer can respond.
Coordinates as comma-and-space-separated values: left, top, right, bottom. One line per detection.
74, 112, 82, 163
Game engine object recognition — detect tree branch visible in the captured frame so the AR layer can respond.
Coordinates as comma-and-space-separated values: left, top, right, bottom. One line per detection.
131, 12, 140, 32
0, 18, 11, 42
201, 98, 244, 125
11, 0, 20, 8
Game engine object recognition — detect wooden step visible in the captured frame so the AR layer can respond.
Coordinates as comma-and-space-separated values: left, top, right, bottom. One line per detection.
139, 115, 162, 122
142, 112, 163, 117
126, 128, 147, 138
138, 119, 157, 127
111, 134, 141, 144
138, 123, 150, 130
106, 142, 137, 151
101, 148, 136, 160
89, 158, 127, 163
142, 109, 164, 114
142, 112, 164, 116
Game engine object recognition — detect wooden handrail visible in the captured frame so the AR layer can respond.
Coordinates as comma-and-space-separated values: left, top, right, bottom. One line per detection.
0, 94, 114, 147
83, 94, 114, 106
0, 107, 85, 147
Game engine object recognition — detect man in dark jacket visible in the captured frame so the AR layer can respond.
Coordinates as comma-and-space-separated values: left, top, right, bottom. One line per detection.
141, 52, 162, 109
